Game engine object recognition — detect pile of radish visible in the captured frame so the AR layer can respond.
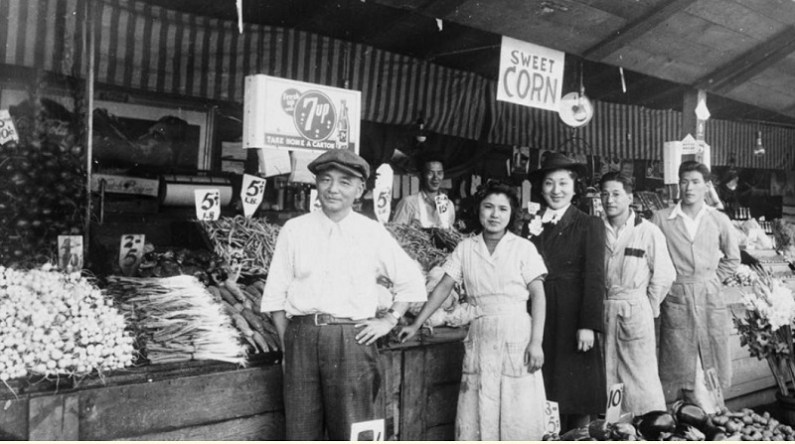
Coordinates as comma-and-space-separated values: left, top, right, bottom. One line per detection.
0, 264, 134, 383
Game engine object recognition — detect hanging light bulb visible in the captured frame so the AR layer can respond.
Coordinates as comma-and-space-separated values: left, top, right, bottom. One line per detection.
415, 117, 427, 143
754, 131, 766, 157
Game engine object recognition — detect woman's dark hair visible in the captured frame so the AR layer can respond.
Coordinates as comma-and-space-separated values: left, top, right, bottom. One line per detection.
678, 160, 711, 181
599, 172, 634, 194
533, 168, 586, 207
471, 181, 519, 234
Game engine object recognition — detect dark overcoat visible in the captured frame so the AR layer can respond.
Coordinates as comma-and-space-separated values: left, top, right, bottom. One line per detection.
531, 205, 607, 415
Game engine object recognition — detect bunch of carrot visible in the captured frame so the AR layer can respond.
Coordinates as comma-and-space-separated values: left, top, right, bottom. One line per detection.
207, 279, 281, 354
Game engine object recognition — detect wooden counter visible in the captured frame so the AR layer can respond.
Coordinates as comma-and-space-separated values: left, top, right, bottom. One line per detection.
0, 330, 468, 441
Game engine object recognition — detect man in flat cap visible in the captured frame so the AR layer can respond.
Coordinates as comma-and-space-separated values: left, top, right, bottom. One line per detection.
261, 149, 426, 440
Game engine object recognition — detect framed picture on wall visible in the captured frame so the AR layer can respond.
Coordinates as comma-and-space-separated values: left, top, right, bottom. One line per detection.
0, 89, 211, 173
93, 101, 211, 173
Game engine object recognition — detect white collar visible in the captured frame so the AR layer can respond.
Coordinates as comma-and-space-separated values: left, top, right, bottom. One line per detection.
668, 202, 713, 220
604, 210, 634, 232
542, 204, 570, 223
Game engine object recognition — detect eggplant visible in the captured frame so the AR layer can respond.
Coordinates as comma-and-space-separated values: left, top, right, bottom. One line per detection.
674, 401, 708, 428
635, 410, 677, 440
560, 426, 590, 441
588, 419, 610, 440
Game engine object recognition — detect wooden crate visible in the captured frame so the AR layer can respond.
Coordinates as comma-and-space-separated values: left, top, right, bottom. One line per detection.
0, 359, 285, 441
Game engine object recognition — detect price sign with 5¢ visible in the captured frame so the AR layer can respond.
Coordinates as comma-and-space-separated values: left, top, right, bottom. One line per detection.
195, 189, 221, 221
119, 234, 145, 274
240, 174, 266, 218
57, 235, 83, 272
0, 110, 19, 145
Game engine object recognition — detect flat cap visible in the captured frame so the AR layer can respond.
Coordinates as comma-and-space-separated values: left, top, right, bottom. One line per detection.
308, 149, 370, 180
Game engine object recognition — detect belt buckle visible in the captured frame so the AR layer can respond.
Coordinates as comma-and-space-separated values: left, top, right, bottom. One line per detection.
314, 313, 329, 326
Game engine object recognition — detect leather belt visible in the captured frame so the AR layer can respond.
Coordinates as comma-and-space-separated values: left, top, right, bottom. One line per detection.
291, 313, 363, 326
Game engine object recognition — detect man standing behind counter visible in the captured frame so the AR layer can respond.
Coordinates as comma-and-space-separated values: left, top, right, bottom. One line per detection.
392, 157, 455, 228
261, 149, 426, 440
600, 172, 675, 415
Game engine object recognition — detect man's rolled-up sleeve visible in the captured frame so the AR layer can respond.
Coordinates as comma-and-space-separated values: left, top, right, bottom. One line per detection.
261, 223, 294, 313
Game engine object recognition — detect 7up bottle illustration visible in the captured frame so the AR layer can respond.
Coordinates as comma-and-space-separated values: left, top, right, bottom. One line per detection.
336, 100, 349, 150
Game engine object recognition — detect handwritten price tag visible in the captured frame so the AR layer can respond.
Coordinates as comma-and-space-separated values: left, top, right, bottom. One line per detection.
435, 194, 452, 229
195, 189, 221, 221
118, 234, 145, 275
605, 383, 624, 424
374, 164, 394, 225
240, 174, 266, 217
57, 235, 83, 272
0, 110, 19, 145
544, 401, 560, 435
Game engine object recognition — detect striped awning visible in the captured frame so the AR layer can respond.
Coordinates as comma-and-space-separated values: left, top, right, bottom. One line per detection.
1, 0, 793, 170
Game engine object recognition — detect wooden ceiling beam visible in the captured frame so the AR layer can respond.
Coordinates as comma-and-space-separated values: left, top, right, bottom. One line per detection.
582, 0, 698, 61
695, 26, 795, 94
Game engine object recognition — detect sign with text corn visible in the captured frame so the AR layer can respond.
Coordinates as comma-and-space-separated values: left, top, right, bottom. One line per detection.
497, 36, 565, 112
243, 74, 361, 154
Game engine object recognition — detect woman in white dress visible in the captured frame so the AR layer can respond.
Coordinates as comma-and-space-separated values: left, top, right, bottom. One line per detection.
399, 182, 548, 441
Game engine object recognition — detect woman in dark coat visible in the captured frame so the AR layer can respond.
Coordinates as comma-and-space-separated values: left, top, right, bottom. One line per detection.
529, 152, 607, 432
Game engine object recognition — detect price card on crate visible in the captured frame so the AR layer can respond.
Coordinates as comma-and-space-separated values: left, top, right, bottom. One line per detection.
605, 382, 624, 424
57, 235, 83, 272
118, 234, 145, 276
544, 401, 561, 435
240, 174, 266, 217
0, 110, 19, 145
195, 189, 221, 220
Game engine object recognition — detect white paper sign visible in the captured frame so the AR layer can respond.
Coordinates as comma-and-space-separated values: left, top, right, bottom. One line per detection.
435, 194, 452, 229
544, 401, 561, 435
241, 174, 266, 217
119, 234, 145, 275
57, 235, 83, 272
0, 110, 19, 145
195, 189, 221, 220
309, 189, 322, 212
497, 36, 565, 112
243, 75, 361, 154
605, 382, 625, 424
374, 164, 394, 225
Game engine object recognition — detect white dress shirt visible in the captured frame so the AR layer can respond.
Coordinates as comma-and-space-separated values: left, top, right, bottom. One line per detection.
261, 210, 427, 319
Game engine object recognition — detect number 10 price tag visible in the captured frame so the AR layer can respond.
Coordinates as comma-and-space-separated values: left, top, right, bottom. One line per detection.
240, 174, 266, 218
57, 235, 83, 272
605, 382, 624, 424
119, 234, 145, 275
195, 189, 221, 220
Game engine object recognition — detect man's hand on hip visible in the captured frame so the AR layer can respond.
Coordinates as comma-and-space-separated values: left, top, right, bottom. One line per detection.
355, 317, 397, 345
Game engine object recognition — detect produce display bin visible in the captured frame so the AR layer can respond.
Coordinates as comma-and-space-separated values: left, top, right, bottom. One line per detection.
0, 355, 284, 441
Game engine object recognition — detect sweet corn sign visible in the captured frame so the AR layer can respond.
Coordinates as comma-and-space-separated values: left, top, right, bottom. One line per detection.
497, 36, 565, 112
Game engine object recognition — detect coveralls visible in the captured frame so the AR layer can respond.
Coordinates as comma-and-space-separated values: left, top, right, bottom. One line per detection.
603, 211, 675, 415
651, 204, 739, 410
